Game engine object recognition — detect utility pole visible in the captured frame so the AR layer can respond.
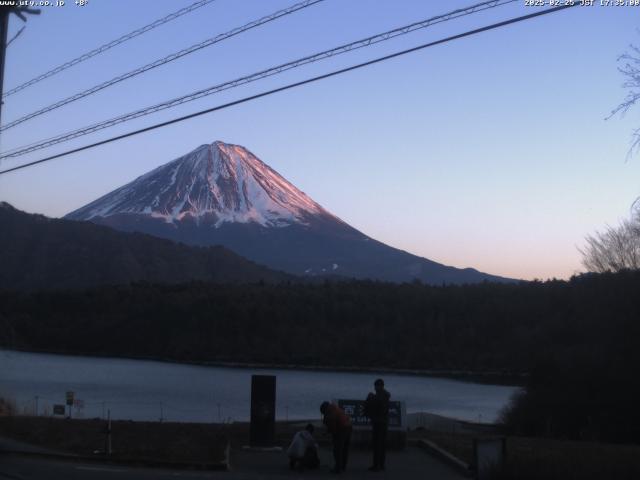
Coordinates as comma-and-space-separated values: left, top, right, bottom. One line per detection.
0, 7, 10, 126
0, 5, 40, 127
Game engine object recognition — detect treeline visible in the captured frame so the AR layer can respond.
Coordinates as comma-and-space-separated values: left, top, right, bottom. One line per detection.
1, 271, 639, 442
1, 271, 638, 372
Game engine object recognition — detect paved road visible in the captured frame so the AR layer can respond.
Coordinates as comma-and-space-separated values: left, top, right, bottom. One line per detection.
230, 446, 467, 479
0, 454, 219, 480
0, 427, 469, 480
0, 446, 468, 480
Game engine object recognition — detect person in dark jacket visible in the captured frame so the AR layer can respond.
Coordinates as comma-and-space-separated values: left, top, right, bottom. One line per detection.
320, 401, 352, 474
364, 378, 390, 471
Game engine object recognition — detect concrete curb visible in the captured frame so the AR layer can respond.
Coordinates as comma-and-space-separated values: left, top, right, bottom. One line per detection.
414, 439, 474, 478
0, 449, 228, 471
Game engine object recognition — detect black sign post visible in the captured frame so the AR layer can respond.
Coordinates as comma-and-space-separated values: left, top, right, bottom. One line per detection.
249, 375, 276, 447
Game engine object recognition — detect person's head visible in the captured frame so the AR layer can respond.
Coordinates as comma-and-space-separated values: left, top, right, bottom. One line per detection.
305, 423, 315, 434
374, 378, 384, 392
320, 401, 329, 415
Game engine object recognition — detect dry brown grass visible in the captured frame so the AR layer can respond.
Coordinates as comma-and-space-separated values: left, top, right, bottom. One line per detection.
0, 397, 16, 416
0, 416, 228, 464
0, 416, 324, 465
501, 436, 640, 480
411, 429, 640, 480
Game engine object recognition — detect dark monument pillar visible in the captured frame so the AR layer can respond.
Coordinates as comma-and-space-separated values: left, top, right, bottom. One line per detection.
249, 374, 276, 447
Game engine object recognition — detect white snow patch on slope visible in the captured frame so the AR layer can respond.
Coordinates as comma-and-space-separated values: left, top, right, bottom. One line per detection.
66, 141, 343, 229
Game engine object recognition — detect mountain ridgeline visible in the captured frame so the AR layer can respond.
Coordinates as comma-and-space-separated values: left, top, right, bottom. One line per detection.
65, 141, 514, 285
0, 202, 290, 291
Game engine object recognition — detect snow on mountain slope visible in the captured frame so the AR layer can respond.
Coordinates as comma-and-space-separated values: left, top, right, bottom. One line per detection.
66, 140, 515, 284
67, 141, 336, 227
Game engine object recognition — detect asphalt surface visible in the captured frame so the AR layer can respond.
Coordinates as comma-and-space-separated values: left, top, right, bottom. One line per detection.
0, 446, 468, 480
231, 445, 468, 479
0, 454, 220, 480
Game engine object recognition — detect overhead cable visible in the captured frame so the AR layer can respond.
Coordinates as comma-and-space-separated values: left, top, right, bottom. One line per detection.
0, 0, 516, 159
2, 0, 219, 98
0, 4, 578, 177
0, 0, 325, 131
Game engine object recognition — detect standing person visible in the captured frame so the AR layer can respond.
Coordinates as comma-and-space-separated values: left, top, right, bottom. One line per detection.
286, 423, 320, 470
320, 401, 352, 474
364, 378, 390, 472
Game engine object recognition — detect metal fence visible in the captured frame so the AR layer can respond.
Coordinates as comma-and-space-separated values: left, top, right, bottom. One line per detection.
5, 395, 304, 424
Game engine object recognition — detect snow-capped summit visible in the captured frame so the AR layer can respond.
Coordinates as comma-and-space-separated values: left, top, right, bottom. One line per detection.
67, 141, 336, 228
66, 140, 514, 285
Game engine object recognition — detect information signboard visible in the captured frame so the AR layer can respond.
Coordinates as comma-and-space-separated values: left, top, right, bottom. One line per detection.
337, 399, 405, 429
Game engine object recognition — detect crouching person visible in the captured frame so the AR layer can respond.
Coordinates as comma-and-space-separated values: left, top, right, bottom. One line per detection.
287, 423, 320, 470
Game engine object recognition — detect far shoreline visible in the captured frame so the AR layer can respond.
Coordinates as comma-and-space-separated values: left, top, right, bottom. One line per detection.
1, 347, 526, 386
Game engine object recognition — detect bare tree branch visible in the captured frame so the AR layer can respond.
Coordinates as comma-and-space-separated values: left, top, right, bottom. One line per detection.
580, 213, 640, 273
608, 39, 640, 157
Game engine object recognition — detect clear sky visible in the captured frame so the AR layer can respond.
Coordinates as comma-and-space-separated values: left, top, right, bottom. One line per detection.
1, 0, 638, 281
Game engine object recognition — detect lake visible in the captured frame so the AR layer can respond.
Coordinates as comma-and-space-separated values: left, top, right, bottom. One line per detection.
0, 349, 519, 424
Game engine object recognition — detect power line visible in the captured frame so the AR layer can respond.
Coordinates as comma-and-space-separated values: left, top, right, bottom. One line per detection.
0, 6, 40, 128
2, 0, 218, 99
6, 25, 25, 47
0, 3, 578, 177
0, 0, 516, 160
0, 0, 325, 132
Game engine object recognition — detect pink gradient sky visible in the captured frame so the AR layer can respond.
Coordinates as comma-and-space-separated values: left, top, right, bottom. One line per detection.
1, 1, 639, 280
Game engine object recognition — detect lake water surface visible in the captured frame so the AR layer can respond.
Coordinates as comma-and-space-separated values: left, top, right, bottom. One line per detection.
0, 349, 519, 423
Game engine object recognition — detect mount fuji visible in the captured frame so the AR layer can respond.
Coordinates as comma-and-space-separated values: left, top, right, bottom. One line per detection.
66, 141, 512, 284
